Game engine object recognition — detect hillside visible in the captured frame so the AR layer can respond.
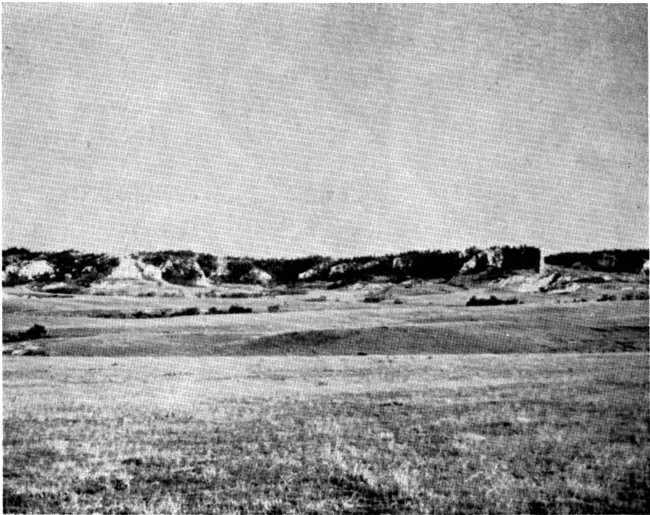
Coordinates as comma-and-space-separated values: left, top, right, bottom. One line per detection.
2, 245, 542, 288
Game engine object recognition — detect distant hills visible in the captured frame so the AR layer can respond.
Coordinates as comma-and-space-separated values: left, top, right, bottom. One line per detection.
2, 246, 648, 288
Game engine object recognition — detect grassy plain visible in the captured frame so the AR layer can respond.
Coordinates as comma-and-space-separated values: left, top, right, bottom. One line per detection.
3, 279, 649, 513
4, 353, 649, 513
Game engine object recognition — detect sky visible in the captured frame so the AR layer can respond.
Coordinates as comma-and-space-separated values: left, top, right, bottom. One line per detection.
2, 3, 648, 258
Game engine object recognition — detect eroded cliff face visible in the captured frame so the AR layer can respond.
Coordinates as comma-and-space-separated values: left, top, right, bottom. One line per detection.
8, 246, 645, 291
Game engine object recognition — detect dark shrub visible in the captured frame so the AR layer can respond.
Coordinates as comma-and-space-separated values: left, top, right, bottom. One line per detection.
3, 324, 49, 343
267, 304, 281, 313
256, 255, 331, 284
172, 307, 201, 317
467, 295, 519, 307
161, 261, 201, 286
46, 250, 119, 285
228, 305, 253, 314
197, 253, 219, 278
207, 307, 227, 315
24, 324, 48, 339
220, 292, 263, 299
501, 245, 541, 272
223, 259, 254, 283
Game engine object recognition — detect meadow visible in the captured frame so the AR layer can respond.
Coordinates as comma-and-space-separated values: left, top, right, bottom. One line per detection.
3, 280, 649, 513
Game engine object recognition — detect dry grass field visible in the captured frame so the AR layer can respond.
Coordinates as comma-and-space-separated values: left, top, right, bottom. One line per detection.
3, 281, 649, 513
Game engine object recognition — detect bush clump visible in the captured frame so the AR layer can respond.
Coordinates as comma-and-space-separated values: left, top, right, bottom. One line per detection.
467, 295, 519, 307
621, 290, 649, 301
3, 324, 49, 344
228, 305, 253, 314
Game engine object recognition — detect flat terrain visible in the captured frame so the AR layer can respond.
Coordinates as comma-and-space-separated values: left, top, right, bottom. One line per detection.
3, 278, 649, 513
4, 353, 649, 513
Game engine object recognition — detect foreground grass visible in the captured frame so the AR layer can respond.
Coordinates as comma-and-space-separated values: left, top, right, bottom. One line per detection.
4, 353, 649, 514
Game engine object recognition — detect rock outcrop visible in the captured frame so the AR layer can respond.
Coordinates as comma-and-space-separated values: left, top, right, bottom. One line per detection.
460, 248, 504, 275
3, 260, 55, 284
244, 268, 273, 286
104, 256, 164, 283
107, 256, 144, 281
298, 262, 330, 281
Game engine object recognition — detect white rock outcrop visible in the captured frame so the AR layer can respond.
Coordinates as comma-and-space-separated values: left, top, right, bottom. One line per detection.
245, 268, 273, 286
329, 263, 350, 278
392, 257, 408, 270
108, 256, 145, 281
3, 260, 55, 282
141, 263, 163, 282
460, 248, 504, 274
298, 262, 329, 281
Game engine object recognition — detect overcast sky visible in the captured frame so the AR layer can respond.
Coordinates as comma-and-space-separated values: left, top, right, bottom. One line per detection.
3, 4, 647, 257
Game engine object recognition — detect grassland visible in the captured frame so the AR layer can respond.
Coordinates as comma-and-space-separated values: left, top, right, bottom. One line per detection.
3, 278, 649, 513
4, 353, 649, 514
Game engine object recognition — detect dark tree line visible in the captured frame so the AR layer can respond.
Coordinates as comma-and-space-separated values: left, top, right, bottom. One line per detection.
545, 249, 648, 274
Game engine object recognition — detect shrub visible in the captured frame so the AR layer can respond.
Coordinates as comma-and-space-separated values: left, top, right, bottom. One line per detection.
46, 250, 119, 285
622, 289, 650, 301
3, 324, 49, 344
197, 253, 219, 278
223, 259, 254, 283
161, 261, 201, 286
228, 305, 253, 314
220, 292, 263, 299
171, 307, 201, 317
267, 304, 282, 313
467, 295, 519, 307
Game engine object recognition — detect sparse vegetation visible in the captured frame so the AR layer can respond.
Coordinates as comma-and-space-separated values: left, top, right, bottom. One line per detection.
220, 291, 264, 299
89, 306, 253, 319
622, 290, 650, 301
